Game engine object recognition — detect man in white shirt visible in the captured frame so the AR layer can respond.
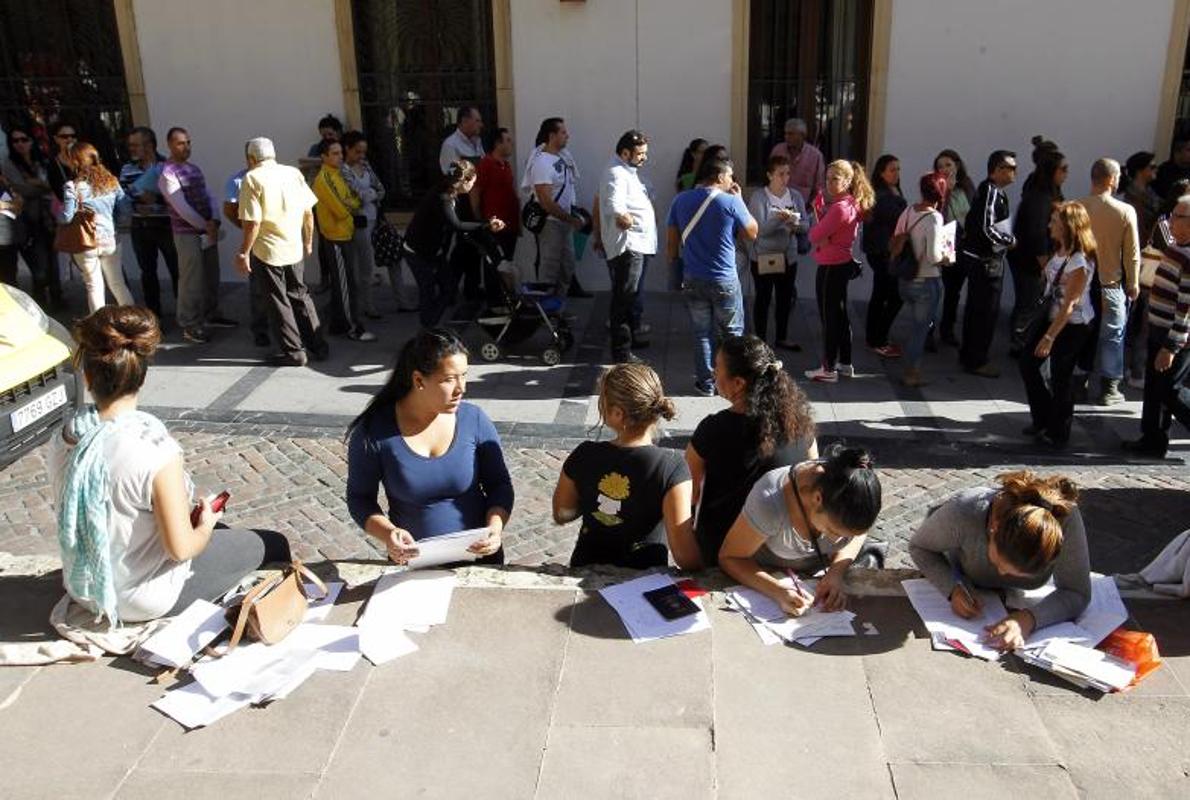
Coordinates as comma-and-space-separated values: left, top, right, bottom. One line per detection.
524, 117, 584, 296
598, 130, 656, 362
438, 106, 484, 174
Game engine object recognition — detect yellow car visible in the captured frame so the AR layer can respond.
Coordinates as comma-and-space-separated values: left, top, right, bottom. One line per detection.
0, 284, 80, 469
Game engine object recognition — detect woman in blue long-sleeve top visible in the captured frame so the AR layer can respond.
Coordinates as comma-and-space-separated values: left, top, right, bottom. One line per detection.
61, 142, 134, 312
346, 327, 513, 564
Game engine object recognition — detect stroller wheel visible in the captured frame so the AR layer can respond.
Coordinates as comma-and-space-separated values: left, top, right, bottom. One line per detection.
541, 347, 562, 366
479, 341, 502, 362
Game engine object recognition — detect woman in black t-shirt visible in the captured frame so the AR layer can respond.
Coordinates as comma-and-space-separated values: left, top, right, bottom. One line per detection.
554, 363, 699, 569
686, 335, 817, 567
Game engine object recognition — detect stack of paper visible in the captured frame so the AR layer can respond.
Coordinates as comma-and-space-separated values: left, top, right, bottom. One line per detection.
1019, 640, 1136, 692
355, 570, 456, 664
725, 584, 858, 647
407, 528, 490, 569
138, 600, 229, 668
902, 578, 1009, 661
1016, 574, 1129, 650
598, 573, 711, 643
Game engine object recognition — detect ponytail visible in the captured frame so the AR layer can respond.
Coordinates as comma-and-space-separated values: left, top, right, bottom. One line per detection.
717, 335, 815, 456
991, 470, 1078, 572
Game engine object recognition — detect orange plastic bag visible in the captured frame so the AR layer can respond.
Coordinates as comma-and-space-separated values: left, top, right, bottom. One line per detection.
1097, 629, 1163, 690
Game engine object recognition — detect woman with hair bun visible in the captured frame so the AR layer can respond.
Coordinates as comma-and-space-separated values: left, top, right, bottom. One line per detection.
52, 306, 290, 624
909, 470, 1090, 652
686, 334, 818, 566
553, 363, 698, 569
719, 444, 883, 613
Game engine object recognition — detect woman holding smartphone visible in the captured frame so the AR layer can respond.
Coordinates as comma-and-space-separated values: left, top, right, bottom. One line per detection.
53, 306, 290, 624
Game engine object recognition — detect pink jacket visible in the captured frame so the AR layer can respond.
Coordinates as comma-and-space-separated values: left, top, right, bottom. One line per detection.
809, 194, 860, 265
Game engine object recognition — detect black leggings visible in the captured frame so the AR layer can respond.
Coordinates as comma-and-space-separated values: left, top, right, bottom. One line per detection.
166, 527, 291, 615
749, 259, 797, 342
816, 262, 853, 368
1019, 322, 1090, 444
865, 252, 902, 347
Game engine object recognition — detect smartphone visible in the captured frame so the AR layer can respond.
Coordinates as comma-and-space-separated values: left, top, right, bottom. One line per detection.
190, 490, 231, 527
643, 584, 701, 621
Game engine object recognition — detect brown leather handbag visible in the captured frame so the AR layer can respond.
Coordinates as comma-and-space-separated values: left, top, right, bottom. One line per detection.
53, 209, 97, 254
226, 561, 328, 650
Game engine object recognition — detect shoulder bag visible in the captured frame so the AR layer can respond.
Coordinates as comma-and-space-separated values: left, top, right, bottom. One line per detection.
225, 560, 328, 650
522, 158, 570, 235
888, 211, 930, 280
1020, 256, 1071, 346
54, 207, 97, 254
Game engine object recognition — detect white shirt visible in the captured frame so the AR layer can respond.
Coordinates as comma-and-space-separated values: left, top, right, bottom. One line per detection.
598, 155, 657, 258
52, 414, 194, 622
438, 129, 483, 174
1045, 251, 1096, 325
893, 207, 946, 279
522, 147, 577, 223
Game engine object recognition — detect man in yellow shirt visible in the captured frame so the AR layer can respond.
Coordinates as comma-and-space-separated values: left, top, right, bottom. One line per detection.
313, 140, 375, 342
234, 137, 326, 366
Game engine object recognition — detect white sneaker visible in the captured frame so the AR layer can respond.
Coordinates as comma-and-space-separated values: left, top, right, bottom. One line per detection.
804, 366, 838, 383
836, 363, 855, 377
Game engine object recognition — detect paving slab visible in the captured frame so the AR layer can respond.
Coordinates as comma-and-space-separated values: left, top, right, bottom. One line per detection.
317, 588, 572, 799
1033, 695, 1190, 799
115, 770, 319, 800
550, 590, 713, 729
534, 725, 714, 800
862, 602, 1060, 765
0, 659, 166, 799
709, 601, 895, 800
889, 763, 1079, 800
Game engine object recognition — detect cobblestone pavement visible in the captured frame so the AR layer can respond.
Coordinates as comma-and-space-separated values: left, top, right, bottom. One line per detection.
3, 416, 1187, 573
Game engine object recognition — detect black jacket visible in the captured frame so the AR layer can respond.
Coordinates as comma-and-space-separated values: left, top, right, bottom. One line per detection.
862, 185, 908, 256
962, 179, 1015, 259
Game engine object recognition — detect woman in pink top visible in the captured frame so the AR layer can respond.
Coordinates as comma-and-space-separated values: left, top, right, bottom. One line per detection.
805, 160, 875, 382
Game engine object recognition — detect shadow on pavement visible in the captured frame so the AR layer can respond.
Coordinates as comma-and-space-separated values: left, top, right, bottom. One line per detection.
0, 572, 62, 643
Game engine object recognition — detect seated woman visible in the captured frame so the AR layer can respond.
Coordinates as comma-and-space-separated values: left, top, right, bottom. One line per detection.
552, 363, 699, 570
346, 327, 511, 563
686, 334, 817, 566
719, 445, 882, 614
909, 470, 1091, 651
53, 306, 290, 624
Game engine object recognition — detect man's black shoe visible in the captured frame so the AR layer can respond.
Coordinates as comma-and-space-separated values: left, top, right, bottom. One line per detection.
268, 351, 308, 367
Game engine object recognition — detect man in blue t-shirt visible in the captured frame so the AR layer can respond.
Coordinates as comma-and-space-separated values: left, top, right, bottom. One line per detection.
666, 157, 758, 395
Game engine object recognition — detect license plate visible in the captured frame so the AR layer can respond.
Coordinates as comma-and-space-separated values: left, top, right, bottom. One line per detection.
11, 384, 68, 433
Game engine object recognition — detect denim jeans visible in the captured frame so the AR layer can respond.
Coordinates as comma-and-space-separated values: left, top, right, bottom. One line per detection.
899, 277, 942, 368
1095, 285, 1129, 381
682, 277, 744, 388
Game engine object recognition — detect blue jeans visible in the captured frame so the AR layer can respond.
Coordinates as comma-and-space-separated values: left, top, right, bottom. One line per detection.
899, 277, 942, 368
683, 277, 744, 388
1096, 285, 1129, 381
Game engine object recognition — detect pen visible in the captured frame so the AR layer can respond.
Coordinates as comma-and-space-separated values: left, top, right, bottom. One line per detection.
951, 561, 977, 608
785, 569, 814, 602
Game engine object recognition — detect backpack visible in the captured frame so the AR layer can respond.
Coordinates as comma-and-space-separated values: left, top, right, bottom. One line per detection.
888, 211, 929, 280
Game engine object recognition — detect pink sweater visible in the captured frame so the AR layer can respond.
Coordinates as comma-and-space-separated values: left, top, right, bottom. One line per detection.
809, 194, 860, 265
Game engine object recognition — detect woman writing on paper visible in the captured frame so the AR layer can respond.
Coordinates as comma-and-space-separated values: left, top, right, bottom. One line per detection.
53, 306, 291, 624
908, 471, 1091, 651
346, 327, 512, 564
718, 445, 882, 615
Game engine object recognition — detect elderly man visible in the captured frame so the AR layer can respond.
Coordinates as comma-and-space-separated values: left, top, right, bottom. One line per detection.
1077, 158, 1141, 405
1123, 197, 1190, 458
439, 106, 484, 173
599, 130, 656, 363
768, 118, 825, 204
234, 137, 327, 367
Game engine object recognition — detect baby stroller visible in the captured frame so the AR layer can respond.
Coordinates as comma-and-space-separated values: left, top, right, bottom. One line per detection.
461, 230, 575, 365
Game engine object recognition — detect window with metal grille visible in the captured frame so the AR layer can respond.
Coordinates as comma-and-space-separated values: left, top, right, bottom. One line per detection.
746, 0, 873, 186
352, 0, 497, 211
0, 0, 131, 170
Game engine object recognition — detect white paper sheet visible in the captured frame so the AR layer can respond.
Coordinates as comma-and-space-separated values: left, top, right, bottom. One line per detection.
286, 624, 361, 672
1014, 573, 1129, 650
902, 578, 1008, 661
359, 625, 420, 666
725, 584, 857, 646
138, 600, 229, 668
406, 528, 489, 570
191, 641, 320, 698
303, 581, 345, 622
940, 220, 958, 262
359, 570, 457, 629
152, 682, 253, 729
597, 573, 711, 643
1023, 640, 1136, 691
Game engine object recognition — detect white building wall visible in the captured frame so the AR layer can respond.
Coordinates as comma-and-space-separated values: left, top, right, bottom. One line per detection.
882, 0, 1174, 204
132, 0, 345, 277
509, 0, 734, 288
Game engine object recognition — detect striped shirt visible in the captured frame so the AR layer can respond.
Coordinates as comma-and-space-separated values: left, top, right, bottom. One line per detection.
1149, 243, 1190, 351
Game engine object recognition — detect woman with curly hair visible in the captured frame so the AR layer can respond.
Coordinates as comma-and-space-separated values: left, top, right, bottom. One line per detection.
553, 362, 698, 569
909, 470, 1090, 652
52, 306, 290, 623
60, 141, 134, 311
686, 334, 817, 566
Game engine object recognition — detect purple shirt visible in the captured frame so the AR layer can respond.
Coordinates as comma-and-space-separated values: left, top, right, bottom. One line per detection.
768, 141, 825, 205
159, 160, 214, 235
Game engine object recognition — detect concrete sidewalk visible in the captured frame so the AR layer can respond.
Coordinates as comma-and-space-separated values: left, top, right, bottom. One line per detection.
1, 566, 1187, 799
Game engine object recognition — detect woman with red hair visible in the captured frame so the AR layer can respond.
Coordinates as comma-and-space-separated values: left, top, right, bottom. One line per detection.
893, 171, 952, 386
60, 141, 134, 311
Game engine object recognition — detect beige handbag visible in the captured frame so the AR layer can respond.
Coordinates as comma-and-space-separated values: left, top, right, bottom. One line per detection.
757, 252, 787, 275
225, 560, 328, 649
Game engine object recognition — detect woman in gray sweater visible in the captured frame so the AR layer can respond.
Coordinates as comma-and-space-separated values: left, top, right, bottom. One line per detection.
747, 154, 809, 351
909, 470, 1091, 651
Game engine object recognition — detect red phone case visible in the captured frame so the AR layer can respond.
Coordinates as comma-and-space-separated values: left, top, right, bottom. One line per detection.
191, 491, 230, 527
